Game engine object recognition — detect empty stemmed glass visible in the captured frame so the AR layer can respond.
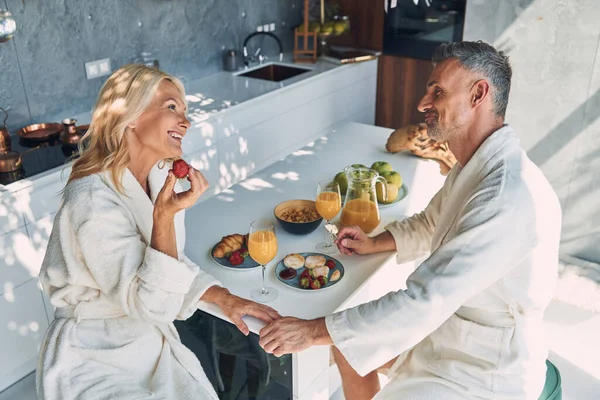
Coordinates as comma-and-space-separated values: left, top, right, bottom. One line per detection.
248, 219, 279, 303
315, 180, 342, 254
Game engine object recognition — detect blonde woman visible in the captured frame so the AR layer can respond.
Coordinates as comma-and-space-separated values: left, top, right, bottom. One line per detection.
37, 64, 280, 399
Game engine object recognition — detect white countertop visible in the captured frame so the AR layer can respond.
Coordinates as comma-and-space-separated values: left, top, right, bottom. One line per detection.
185, 121, 446, 334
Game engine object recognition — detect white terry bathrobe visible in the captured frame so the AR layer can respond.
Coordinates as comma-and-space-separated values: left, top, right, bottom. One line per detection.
326, 125, 562, 399
37, 164, 221, 399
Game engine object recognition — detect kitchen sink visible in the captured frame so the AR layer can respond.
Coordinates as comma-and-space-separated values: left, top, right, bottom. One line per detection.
236, 63, 312, 82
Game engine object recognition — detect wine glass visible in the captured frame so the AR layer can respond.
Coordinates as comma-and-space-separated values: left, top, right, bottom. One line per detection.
315, 180, 342, 254
248, 219, 279, 303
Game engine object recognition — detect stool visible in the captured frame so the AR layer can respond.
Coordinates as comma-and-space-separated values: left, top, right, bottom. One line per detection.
538, 360, 562, 400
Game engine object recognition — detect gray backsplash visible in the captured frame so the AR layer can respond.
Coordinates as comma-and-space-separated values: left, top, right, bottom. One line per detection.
0, 0, 302, 132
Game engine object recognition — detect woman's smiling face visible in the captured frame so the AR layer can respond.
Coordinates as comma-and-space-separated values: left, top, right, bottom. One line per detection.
129, 80, 191, 160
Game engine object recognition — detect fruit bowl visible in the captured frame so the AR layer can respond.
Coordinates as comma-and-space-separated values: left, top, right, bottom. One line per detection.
274, 200, 323, 235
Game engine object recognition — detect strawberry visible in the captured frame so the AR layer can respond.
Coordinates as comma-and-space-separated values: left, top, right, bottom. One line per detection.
317, 275, 328, 286
229, 254, 243, 266
172, 159, 190, 179
300, 277, 311, 289
310, 279, 322, 290
325, 260, 336, 269
301, 269, 310, 279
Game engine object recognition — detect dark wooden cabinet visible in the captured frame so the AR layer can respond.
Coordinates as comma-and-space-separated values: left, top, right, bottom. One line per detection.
332, 0, 433, 129
328, 0, 384, 51
375, 55, 432, 129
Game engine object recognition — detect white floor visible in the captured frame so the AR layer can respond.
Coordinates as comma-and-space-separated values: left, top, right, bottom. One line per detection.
2, 300, 599, 400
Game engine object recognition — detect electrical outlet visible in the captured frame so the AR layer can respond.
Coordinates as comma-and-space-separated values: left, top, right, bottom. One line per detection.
269, 23, 275, 31
85, 58, 112, 80
256, 25, 263, 32
263, 24, 270, 32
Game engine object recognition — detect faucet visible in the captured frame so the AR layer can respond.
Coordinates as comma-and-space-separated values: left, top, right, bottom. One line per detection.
242, 31, 284, 67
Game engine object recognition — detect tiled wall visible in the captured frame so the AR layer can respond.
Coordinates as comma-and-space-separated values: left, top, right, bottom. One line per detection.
0, 0, 302, 131
464, 0, 600, 263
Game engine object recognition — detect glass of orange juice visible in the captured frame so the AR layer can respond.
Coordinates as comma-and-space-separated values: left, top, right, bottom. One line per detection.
248, 219, 279, 303
315, 180, 342, 254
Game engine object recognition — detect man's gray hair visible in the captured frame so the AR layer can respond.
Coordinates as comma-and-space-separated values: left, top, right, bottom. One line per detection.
432, 41, 512, 118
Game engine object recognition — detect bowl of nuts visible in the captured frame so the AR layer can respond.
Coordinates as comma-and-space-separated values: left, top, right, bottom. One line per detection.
274, 199, 323, 235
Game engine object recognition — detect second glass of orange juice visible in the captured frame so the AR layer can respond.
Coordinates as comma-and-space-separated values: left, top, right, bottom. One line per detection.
248, 219, 278, 303
316, 180, 342, 254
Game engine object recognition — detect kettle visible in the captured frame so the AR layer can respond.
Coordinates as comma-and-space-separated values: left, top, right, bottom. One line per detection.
223, 49, 241, 72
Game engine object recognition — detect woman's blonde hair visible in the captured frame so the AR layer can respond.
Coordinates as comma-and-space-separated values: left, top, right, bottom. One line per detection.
68, 64, 186, 193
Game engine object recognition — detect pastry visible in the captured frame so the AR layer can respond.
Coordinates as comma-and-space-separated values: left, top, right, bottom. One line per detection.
310, 265, 329, 278
283, 253, 305, 269
330, 270, 341, 282
212, 234, 247, 258
305, 255, 326, 269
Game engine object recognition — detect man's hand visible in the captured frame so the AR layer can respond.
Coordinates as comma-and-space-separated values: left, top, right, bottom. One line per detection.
259, 317, 332, 357
335, 225, 377, 255
335, 226, 396, 255
202, 286, 281, 336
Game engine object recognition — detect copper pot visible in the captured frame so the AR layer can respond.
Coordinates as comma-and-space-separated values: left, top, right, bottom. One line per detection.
0, 146, 40, 173
0, 107, 11, 153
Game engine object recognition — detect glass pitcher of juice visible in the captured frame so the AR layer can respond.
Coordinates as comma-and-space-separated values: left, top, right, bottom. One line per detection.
340, 166, 387, 234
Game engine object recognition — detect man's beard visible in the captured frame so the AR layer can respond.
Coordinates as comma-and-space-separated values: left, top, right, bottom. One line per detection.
426, 118, 445, 141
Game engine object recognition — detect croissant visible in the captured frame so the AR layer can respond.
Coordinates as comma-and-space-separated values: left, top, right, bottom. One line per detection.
212, 233, 247, 258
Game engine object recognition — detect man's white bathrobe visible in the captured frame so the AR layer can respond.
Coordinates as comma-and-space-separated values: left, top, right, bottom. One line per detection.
37, 164, 220, 399
326, 125, 562, 399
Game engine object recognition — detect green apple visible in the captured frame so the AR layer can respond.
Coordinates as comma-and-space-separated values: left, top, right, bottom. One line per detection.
334, 171, 348, 195
371, 161, 393, 174
381, 170, 403, 188
376, 181, 399, 204
351, 164, 367, 169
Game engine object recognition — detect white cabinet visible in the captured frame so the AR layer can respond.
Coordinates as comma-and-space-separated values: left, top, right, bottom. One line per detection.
27, 215, 56, 323
0, 191, 25, 236
17, 183, 63, 225
0, 227, 37, 296
214, 61, 378, 191
0, 279, 49, 392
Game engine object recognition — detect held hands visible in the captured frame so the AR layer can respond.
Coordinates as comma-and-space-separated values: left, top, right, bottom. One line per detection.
207, 287, 281, 336
154, 167, 209, 219
259, 317, 330, 357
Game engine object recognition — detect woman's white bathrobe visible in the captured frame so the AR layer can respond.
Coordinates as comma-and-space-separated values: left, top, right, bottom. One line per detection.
37, 164, 221, 399
326, 125, 562, 399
